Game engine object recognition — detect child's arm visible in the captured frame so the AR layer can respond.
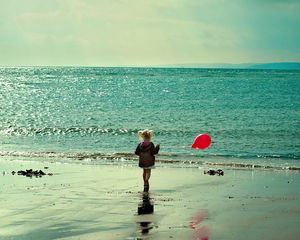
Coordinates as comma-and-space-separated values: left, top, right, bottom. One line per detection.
135, 144, 140, 155
155, 144, 160, 154
151, 143, 160, 155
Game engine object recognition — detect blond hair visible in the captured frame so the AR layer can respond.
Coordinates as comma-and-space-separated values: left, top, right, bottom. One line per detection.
138, 129, 153, 141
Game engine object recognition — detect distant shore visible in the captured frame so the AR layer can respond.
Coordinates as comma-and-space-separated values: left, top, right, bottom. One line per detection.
156, 62, 300, 70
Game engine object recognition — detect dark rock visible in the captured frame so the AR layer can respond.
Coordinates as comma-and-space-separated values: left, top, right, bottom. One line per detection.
17, 170, 26, 175
38, 170, 46, 175
217, 169, 224, 176
204, 169, 224, 176
14, 169, 52, 178
208, 170, 216, 175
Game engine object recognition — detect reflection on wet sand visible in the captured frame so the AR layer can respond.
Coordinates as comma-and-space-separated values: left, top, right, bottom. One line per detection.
137, 192, 154, 235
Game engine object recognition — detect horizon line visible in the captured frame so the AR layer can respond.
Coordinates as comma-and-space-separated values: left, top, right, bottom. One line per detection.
1, 61, 300, 69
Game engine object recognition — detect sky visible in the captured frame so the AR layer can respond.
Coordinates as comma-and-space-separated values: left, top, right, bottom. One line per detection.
0, 0, 300, 67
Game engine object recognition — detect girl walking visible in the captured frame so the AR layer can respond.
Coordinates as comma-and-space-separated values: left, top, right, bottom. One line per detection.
135, 129, 160, 192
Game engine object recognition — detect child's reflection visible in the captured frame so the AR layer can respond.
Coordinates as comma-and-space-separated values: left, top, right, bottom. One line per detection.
137, 192, 154, 235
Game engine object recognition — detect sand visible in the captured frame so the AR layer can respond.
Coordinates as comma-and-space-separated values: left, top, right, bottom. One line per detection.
1, 158, 300, 240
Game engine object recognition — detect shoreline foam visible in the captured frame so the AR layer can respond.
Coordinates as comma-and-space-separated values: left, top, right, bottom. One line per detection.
1, 151, 300, 172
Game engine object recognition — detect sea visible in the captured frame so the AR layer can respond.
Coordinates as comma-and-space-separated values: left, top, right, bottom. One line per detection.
0, 67, 299, 170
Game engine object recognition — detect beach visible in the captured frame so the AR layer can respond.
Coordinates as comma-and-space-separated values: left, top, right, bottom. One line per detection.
1, 158, 300, 240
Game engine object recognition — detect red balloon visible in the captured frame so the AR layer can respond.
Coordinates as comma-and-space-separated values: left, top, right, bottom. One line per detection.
192, 134, 211, 150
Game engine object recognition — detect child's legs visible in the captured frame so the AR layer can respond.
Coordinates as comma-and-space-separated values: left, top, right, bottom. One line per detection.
143, 169, 151, 185
146, 169, 151, 181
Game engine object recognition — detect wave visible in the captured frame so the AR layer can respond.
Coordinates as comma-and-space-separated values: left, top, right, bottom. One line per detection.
1, 151, 300, 171
1, 150, 298, 160
0, 127, 199, 138
206, 153, 300, 160
0, 127, 141, 136
203, 161, 300, 171
1, 126, 297, 141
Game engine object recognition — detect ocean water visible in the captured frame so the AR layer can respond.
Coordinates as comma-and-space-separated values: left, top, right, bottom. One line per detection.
0, 67, 299, 169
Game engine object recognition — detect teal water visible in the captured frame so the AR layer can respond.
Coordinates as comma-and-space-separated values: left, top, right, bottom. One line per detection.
0, 67, 299, 169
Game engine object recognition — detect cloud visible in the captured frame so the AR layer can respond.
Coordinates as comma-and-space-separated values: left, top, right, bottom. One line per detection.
0, 0, 299, 66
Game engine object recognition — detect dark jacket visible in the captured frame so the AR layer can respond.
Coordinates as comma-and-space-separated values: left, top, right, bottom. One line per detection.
135, 141, 160, 168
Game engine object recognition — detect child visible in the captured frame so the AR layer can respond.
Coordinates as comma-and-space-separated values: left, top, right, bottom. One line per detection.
135, 129, 160, 192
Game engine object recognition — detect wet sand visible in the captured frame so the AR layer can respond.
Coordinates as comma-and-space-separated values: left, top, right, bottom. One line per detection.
1, 158, 300, 240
